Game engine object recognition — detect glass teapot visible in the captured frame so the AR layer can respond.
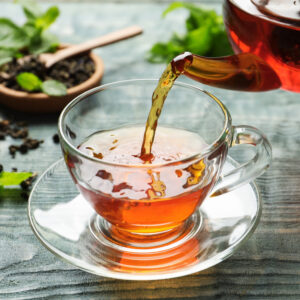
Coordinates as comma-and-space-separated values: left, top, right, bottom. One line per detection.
172, 0, 300, 92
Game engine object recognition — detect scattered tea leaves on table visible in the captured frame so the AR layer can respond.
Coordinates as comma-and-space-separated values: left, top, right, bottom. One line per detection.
0, 118, 43, 158
9, 138, 44, 157
41, 80, 67, 96
20, 173, 37, 190
147, 2, 233, 63
0, 119, 38, 197
52, 133, 60, 144
16, 72, 42, 91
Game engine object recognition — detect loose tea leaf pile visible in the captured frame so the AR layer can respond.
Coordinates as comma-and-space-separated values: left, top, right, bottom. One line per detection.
0, 54, 95, 94
0, 0, 96, 96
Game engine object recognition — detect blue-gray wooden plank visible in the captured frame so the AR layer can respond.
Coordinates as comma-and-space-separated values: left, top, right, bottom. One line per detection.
0, 2, 299, 299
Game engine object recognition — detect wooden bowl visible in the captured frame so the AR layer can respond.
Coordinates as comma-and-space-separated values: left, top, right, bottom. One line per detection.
0, 52, 104, 113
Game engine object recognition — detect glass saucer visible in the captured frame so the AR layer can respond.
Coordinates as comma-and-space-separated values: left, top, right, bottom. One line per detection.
28, 158, 262, 281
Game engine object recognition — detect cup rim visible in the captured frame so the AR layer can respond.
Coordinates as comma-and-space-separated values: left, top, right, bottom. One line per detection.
58, 79, 232, 168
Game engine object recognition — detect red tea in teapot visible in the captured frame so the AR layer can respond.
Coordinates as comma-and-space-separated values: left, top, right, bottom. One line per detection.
224, 0, 300, 92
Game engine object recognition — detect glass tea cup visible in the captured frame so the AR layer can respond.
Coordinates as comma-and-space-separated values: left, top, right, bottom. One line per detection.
58, 79, 271, 247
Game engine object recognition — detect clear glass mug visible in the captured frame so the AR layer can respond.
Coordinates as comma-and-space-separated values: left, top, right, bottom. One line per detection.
58, 79, 271, 244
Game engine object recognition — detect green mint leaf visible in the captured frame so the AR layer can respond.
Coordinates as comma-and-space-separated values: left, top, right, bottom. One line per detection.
41, 80, 67, 96
162, 2, 187, 17
0, 171, 32, 186
163, 2, 205, 18
16, 72, 42, 91
15, 51, 24, 58
148, 2, 233, 63
209, 30, 233, 56
184, 26, 212, 54
147, 43, 171, 63
23, 22, 37, 38
35, 6, 59, 31
29, 31, 59, 55
0, 18, 29, 49
0, 48, 16, 66
28, 26, 43, 50
14, 0, 42, 20
185, 10, 207, 32
11, 1, 60, 56
147, 32, 185, 63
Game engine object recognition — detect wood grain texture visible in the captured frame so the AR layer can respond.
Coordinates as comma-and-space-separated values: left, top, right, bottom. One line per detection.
0, 2, 300, 299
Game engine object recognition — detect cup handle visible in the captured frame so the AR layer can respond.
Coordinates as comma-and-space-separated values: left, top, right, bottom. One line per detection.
211, 125, 272, 197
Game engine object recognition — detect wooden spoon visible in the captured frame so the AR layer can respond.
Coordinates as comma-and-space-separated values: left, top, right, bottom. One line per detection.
39, 25, 143, 68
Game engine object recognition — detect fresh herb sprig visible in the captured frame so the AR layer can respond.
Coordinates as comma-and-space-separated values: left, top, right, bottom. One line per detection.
0, 1, 68, 96
0, 0, 59, 65
147, 2, 233, 63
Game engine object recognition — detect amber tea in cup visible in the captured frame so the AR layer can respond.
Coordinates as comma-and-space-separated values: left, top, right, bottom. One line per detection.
76, 125, 215, 234
59, 79, 271, 247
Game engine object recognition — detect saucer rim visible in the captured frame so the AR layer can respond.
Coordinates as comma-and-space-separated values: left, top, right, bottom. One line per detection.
28, 158, 262, 281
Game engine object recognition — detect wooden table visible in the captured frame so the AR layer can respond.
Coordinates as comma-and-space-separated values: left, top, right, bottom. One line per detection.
1, 1, 299, 299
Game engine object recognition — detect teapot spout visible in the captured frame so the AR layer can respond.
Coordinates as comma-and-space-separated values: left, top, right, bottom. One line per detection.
171, 52, 281, 92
